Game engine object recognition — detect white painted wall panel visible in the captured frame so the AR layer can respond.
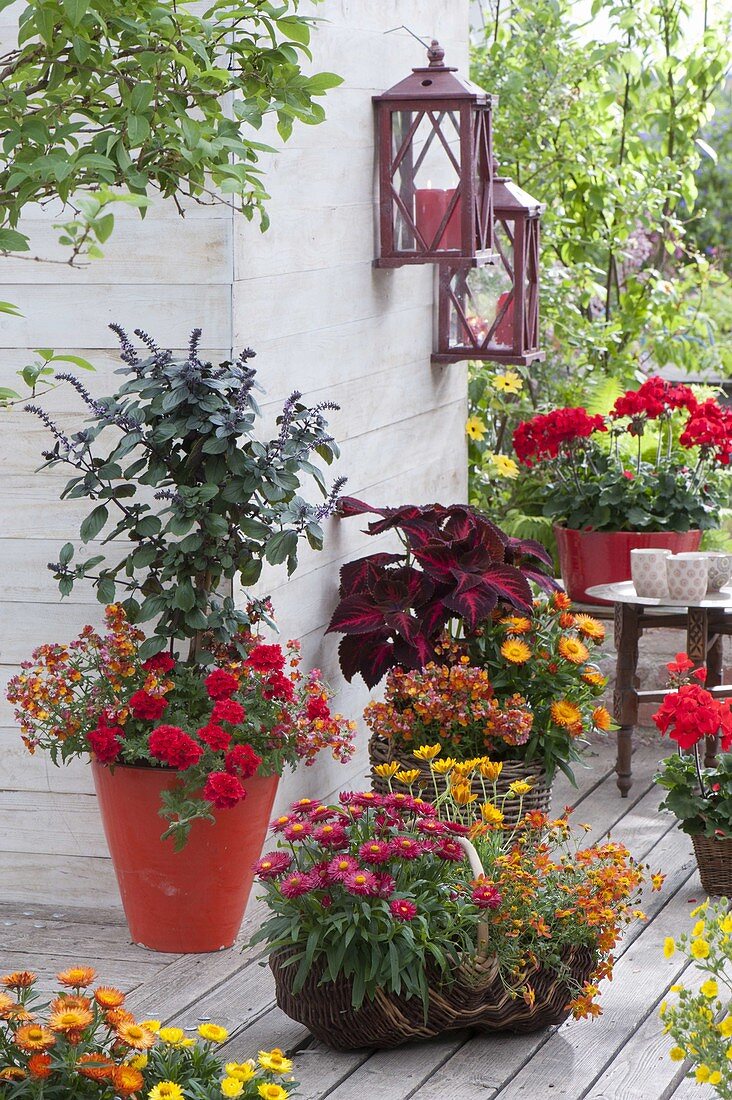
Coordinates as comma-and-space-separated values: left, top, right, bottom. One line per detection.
0, 0, 470, 905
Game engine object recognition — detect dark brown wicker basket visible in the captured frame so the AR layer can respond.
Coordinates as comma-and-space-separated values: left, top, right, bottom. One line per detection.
692, 834, 732, 896
368, 734, 553, 827
270, 944, 596, 1050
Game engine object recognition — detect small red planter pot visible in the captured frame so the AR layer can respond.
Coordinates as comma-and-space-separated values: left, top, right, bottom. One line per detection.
553, 526, 702, 605
92, 762, 278, 953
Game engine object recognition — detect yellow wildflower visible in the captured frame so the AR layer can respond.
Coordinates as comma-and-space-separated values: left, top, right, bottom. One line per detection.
695, 1065, 711, 1083
669, 1047, 686, 1062
663, 938, 675, 958
373, 762, 399, 779
690, 901, 708, 917
466, 416, 487, 441
721, 913, 732, 934
413, 743, 441, 762
492, 370, 523, 394
719, 1018, 732, 1038
198, 1024, 229, 1043
508, 780, 533, 797
481, 802, 504, 826
489, 453, 519, 480
693, 919, 706, 937
395, 769, 421, 786
700, 979, 718, 1000
690, 939, 710, 960
709, 1071, 722, 1086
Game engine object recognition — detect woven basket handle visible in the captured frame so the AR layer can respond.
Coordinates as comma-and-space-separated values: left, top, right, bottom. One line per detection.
455, 835, 490, 957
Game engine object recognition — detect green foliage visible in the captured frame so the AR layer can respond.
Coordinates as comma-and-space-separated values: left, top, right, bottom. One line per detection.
472, 0, 731, 395
0, 0, 342, 255
27, 327, 344, 658
685, 82, 732, 275
656, 751, 732, 838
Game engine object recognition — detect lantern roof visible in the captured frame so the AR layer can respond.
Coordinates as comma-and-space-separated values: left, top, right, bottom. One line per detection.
374, 40, 494, 104
493, 175, 544, 217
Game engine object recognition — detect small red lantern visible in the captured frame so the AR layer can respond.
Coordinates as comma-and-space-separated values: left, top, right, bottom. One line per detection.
373, 40, 495, 267
433, 172, 545, 365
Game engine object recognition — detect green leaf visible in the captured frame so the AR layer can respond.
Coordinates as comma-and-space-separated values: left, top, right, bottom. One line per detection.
79, 504, 109, 542
59, 542, 75, 566
96, 577, 116, 603
50, 354, 96, 371
62, 0, 89, 26
0, 229, 30, 252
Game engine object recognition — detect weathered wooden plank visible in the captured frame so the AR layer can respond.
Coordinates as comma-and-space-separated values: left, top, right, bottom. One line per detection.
0, 951, 163, 992
0, 726, 95, 794
0, 790, 108, 857
0, 851, 121, 907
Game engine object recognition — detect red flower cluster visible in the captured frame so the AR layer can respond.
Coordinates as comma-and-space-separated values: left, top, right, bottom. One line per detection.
203, 770, 246, 809
679, 399, 732, 466
204, 669, 239, 699
128, 690, 168, 721
245, 644, 286, 673
654, 683, 732, 750
513, 407, 606, 466
142, 652, 176, 674
225, 744, 261, 779
87, 721, 123, 764
610, 376, 697, 422
149, 725, 204, 770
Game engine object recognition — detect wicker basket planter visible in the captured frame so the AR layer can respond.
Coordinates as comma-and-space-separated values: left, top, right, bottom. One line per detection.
369, 734, 553, 826
270, 944, 595, 1050
692, 834, 732, 896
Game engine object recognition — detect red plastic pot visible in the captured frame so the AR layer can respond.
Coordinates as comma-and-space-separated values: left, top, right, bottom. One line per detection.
553, 525, 702, 605
92, 762, 278, 953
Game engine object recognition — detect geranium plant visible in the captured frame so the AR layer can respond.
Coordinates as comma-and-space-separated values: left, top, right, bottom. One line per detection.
467, 593, 612, 780
251, 766, 653, 1019
0, 966, 296, 1098
326, 498, 556, 687
7, 604, 355, 849
26, 326, 345, 661
512, 376, 731, 532
661, 899, 732, 1094
654, 654, 732, 839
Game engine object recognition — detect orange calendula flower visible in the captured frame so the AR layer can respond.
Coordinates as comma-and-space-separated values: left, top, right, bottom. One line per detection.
551, 700, 582, 727
1, 971, 36, 990
27, 1053, 52, 1079
94, 986, 125, 1010
57, 967, 96, 988
592, 706, 612, 731
116, 1021, 156, 1050
49, 1006, 94, 1033
558, 636, 590, 664
573, 613, 606, 642
14, 1025, 56, 1052
500, 639, 532, 664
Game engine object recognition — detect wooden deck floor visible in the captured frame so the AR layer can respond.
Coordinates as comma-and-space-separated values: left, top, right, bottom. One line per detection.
0, 735, 717, 1100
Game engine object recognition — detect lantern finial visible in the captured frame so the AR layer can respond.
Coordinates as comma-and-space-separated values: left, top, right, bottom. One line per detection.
427, 40, 446, 67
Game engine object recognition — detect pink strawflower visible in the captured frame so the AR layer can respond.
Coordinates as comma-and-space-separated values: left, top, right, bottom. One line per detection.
344, 868, 380, 897
375, 872, 396, 898
389, 836, 423, 860
280, 872, 315, 898
327, 855, 359, 882
390, 899, 418, 921
418, 819, 447, 837
351, 791, 383, 809
283, 821, 312, 842
254, 851, 292, 879
435, 838, 465, 862
472, 882, 502, 910
313, 824, 349, 849
289, 798, 320, 816
358, 840, 392, 865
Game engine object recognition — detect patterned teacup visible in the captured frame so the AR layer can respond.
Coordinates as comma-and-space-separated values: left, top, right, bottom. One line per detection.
703, 552, 732, 593
666, 553, 709, 603
630, 548, 672, 598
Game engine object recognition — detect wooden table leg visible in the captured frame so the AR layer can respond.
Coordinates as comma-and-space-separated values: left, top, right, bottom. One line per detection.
614, 602, 640, 797
705, 621, 724, 768
686, 607, 717, 767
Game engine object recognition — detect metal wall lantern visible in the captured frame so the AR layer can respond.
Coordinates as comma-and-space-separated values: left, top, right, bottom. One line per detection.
432, 172, 545, 365
373, 40, 495, 268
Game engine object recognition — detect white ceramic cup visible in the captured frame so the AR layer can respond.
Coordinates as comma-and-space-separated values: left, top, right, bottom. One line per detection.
630, 548, 672, 598
666, 553, 710, 603
703, 552, 732, 593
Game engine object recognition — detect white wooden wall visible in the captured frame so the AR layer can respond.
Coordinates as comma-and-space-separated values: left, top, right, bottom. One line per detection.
0, 0, 469, 905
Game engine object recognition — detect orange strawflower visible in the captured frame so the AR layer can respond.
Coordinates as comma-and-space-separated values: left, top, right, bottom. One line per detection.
582, 670, 607, 688
27, 1053, 52, 1079
76, 1053, 115, 1081
558, 636, 590, 665
550, 700, 582, 728
552, 592, 573, 611
94, 987, 125, 1010
48, 1006, 94, 1033
573, 614, 606, 642
104, 1008, 136, 1029
112, 1065, 144, 1096
57, 967, 96, 988
500, 615, 532, 634
0, 1068, 26, 1081
500, 639, 532, 664
49, 995, 91, 1015
116, 1021, 156, 1050
14, 1025, 56, 1052
1, 971, 36, 989
592, 706, 612, 731
0, 992, 17, 1018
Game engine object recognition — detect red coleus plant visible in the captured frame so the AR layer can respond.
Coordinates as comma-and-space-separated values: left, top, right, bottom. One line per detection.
326, 498, 556, 687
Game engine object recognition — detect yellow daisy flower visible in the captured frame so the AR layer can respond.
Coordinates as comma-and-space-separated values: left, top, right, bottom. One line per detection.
489, 453, 519, 480
478, 759, 503, 781
395, 769, 421, 786
481, 802, 504, 826
198, 1023, 229, 1043
413, 743, 441, 762
508, 780, 533, 797
466, 416, 487, 441
373, 762, 399, 779
492, 370, 523, 394
432, 758, 457, 775
451, 781, 477, 805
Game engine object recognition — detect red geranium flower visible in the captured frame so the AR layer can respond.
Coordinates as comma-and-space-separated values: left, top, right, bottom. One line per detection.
245, 644, 285, 673
148, 725, 204, 770
204, 669, 239, 700
203, 770, 246, 809
128, 690, 168, 721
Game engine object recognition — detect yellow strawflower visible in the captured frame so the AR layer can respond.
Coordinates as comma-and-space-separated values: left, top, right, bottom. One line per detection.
221, 1079, 244, 1098
158, 1027, 185, 1045
413, 743, 441, 762
700, 979, 718, 999
129, 1054, 148, 1069
225, 1063, 256, 1083
257, 1086, 288, 1100
663, 938, 675, 958
148, 1084, 184, 1100
198, 1023, 229, 1043
373, 762, 399, 779
258, 1049, 293, 1073
140, 1020, 161, 1033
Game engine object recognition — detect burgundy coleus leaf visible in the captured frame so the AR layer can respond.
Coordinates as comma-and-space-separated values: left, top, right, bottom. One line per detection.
339, 553, 403, 598
416, 596, 451, 641
506, 535, 553, 568
410, 541, 463, 582
522, 567, 561, 593
442, 586, 499, 631
337, 496, 388, 519
479, 564, 533, 611
367, 504, 446, 540
371, 566, 435, 610
442, 507, 508, 560
326, 594, 387, 635
338, 633, 395, 687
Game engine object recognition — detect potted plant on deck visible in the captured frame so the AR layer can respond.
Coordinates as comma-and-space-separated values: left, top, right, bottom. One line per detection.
512, 376, 732, 603
654, 654, 732, 897
7, 326, 355, 953
250, 773, 654, 1050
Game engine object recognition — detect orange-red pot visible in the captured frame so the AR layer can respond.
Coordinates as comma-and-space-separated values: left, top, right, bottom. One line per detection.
553, 525, 702, 605
92, 762, 278, 953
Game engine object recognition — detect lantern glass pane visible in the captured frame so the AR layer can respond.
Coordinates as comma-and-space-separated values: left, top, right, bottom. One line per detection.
391, 109, 462, 253
448, 220, 513, 350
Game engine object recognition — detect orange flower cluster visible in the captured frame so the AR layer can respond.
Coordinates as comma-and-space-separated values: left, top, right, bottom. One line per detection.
467, 812, 654, 1018
364, 659, 534, 760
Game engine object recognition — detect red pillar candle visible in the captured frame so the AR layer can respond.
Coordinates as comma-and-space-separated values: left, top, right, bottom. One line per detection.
494, 291, 514, 347
414, 187, 461, 250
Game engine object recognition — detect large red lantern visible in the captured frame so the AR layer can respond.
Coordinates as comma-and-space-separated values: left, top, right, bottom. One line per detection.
433, 172, 544, 365
373, 40, 495, 267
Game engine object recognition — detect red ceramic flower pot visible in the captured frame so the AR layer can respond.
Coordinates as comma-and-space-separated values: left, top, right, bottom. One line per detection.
92, 762, 278, 953
553, 526, 702, 606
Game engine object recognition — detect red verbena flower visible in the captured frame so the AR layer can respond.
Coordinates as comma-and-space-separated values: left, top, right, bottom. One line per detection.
197, 724, 232, 752
142, 653, 176, 674
211, 699, 245, 725
224, 744, 261, 779
245, 644, 286, 673
204, 669, 239, 700
87, 725, 122, 764
148, 725, 204, 770
128, 690, 168, 721
262, 671, 295, 702
306, 695, 331, 721
203, 770, 247, 809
